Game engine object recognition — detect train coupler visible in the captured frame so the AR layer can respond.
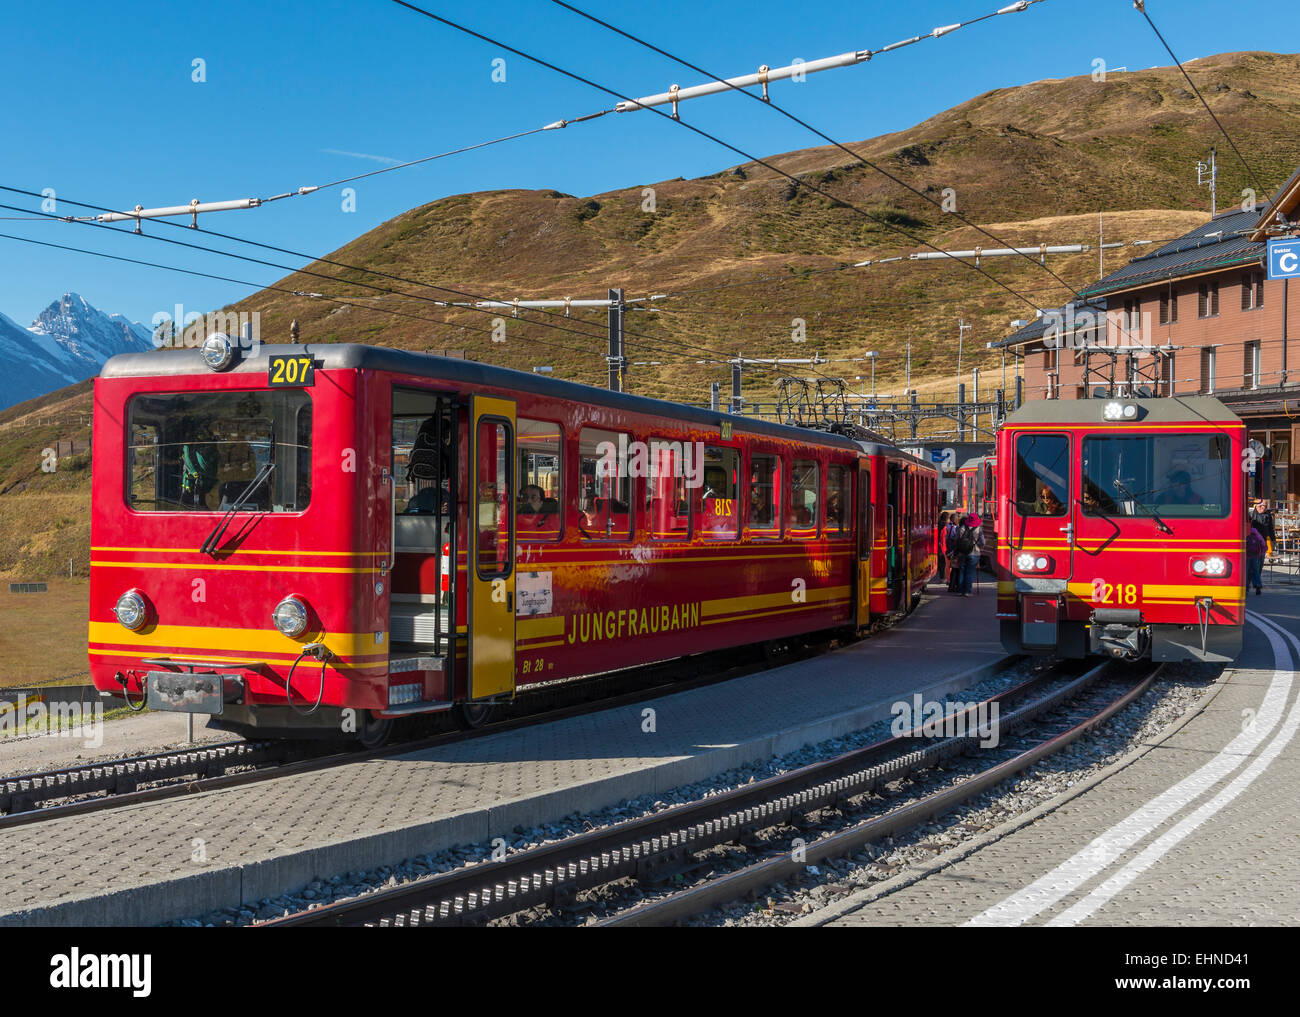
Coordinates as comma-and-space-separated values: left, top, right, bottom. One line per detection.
1090, 608, 1149, 660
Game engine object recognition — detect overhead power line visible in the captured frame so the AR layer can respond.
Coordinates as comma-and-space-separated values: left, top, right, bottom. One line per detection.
0, 186, 839, 389
0, 230, 607, 381
550, 0, 1083, 304
388, 1, 1056, 318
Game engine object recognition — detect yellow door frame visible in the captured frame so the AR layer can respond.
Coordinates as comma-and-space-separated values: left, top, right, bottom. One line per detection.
469, 395, 516, 701
855, 459, 872, 627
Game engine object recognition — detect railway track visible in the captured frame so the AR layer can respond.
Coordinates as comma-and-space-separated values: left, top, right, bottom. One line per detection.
0, 629, 859, 828
262, 657, 1159, 928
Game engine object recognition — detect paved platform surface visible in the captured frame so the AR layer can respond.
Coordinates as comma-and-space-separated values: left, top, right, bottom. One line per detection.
0, 583, 1004, 925
806, 588, 1300, 928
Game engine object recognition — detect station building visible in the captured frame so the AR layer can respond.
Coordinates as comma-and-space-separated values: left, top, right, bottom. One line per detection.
995, 166, 1300, 503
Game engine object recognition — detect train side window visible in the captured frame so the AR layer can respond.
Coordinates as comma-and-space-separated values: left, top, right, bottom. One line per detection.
516, 419, 562, 541
749, 454, 781, 537
1015, 434, 1069, 516
577, 428, 632, 540
789, 459, 819, 538
699, 446, 740, 539
475, 420, 511, 577
827, 464, 851, 535
646, 444, 690, 541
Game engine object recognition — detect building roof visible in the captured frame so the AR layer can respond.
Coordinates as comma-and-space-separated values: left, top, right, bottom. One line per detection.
996, 163, 1300, 349
1075, 203, 1266, 300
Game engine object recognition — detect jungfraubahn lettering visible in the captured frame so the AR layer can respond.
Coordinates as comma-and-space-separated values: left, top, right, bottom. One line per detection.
566, 602, 702, 644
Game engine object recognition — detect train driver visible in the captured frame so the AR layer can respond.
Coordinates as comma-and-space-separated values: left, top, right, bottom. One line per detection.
1156, 469, 1203, 507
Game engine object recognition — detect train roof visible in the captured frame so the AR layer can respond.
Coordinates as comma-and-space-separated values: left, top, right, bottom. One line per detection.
101, 342, 878, 451
1002, 395, 1242, 426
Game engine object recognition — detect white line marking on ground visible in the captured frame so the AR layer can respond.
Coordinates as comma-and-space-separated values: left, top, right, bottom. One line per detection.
965, 614, 1291, 927
1047, 612, 1300, 924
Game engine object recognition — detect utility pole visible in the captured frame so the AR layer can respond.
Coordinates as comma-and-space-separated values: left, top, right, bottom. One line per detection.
731, 356, 743, 414
710, 382, 719, 411
1098, 212, 1104, 281
957, 319, 972, 383
1196, 147, 1217, 217
972, 368, 980, 439
905, 338, 912, 394
607, 288, 626, 391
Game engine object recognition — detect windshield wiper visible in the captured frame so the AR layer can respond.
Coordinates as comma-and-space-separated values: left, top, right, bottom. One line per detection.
1113, 478, 1173, 535
200, 460, 276, 556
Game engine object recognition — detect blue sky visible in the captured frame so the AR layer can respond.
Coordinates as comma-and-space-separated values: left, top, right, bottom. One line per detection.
0, 0, 1294, 327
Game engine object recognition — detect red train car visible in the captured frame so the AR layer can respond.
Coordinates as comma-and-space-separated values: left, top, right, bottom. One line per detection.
956, 454, 998, 569
90, 342, 936, 742
994, 396, 1245, 663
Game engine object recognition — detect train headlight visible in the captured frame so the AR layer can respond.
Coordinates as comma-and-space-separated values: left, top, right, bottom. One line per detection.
1190, 556, 1230, 578
1015, 552, 1053, 573
201, 333, 235, 371
272, 596, 309, 638
1103, 401, 1139, 421
113, 589, 149, 631
1016, 552, 1036, 571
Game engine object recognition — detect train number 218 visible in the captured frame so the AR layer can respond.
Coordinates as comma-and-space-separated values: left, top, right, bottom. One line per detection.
1091, 579, 1137, 605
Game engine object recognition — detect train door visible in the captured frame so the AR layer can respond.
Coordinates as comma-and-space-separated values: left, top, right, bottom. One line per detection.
469, 396, 516, 701
1006, 431, 1073, 650
887, 461, 904, 610
389, 388, 456, 675
855, 460, 872, 627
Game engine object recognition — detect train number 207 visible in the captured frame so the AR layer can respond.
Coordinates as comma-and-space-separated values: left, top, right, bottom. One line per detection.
1091, 579, 1137, 605
268, 355, 315, 387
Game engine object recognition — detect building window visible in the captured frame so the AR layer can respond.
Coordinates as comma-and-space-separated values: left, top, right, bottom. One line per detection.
1244, 341, 1261, 390
1159, 289, 1178, 325
1242, 272, 1265, 310
1199, 281, 1220, 318
1200, 347, 1216, 394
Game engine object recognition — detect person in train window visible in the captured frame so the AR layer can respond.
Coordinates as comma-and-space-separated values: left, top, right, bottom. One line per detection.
1156, 469, 1203, 507
518, 484, 545, 514
825, 491, 843, 530
750, 477, 774, 528
1033, 485, 1065, 516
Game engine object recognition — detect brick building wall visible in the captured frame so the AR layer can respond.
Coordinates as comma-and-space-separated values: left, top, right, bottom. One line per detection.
1021, 270, 1300, 400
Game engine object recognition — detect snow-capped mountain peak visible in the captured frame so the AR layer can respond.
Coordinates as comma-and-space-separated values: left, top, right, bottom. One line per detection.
0, 292, 154, 412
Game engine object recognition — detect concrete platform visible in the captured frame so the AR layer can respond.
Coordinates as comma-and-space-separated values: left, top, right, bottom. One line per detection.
805, 588, 1300, 928
0, 582, 1004, 926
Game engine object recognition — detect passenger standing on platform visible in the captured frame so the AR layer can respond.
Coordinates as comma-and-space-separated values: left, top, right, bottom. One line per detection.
1247, 526, 1265, 596
1250, 499, 1276, 557
945, 513, 963, 593
955, 512, 984, 597
936, 511, 950, 583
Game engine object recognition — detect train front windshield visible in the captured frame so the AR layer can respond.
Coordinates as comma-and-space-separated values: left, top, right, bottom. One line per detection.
126, 390, 313, 512
1081, 433, 1231, 518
